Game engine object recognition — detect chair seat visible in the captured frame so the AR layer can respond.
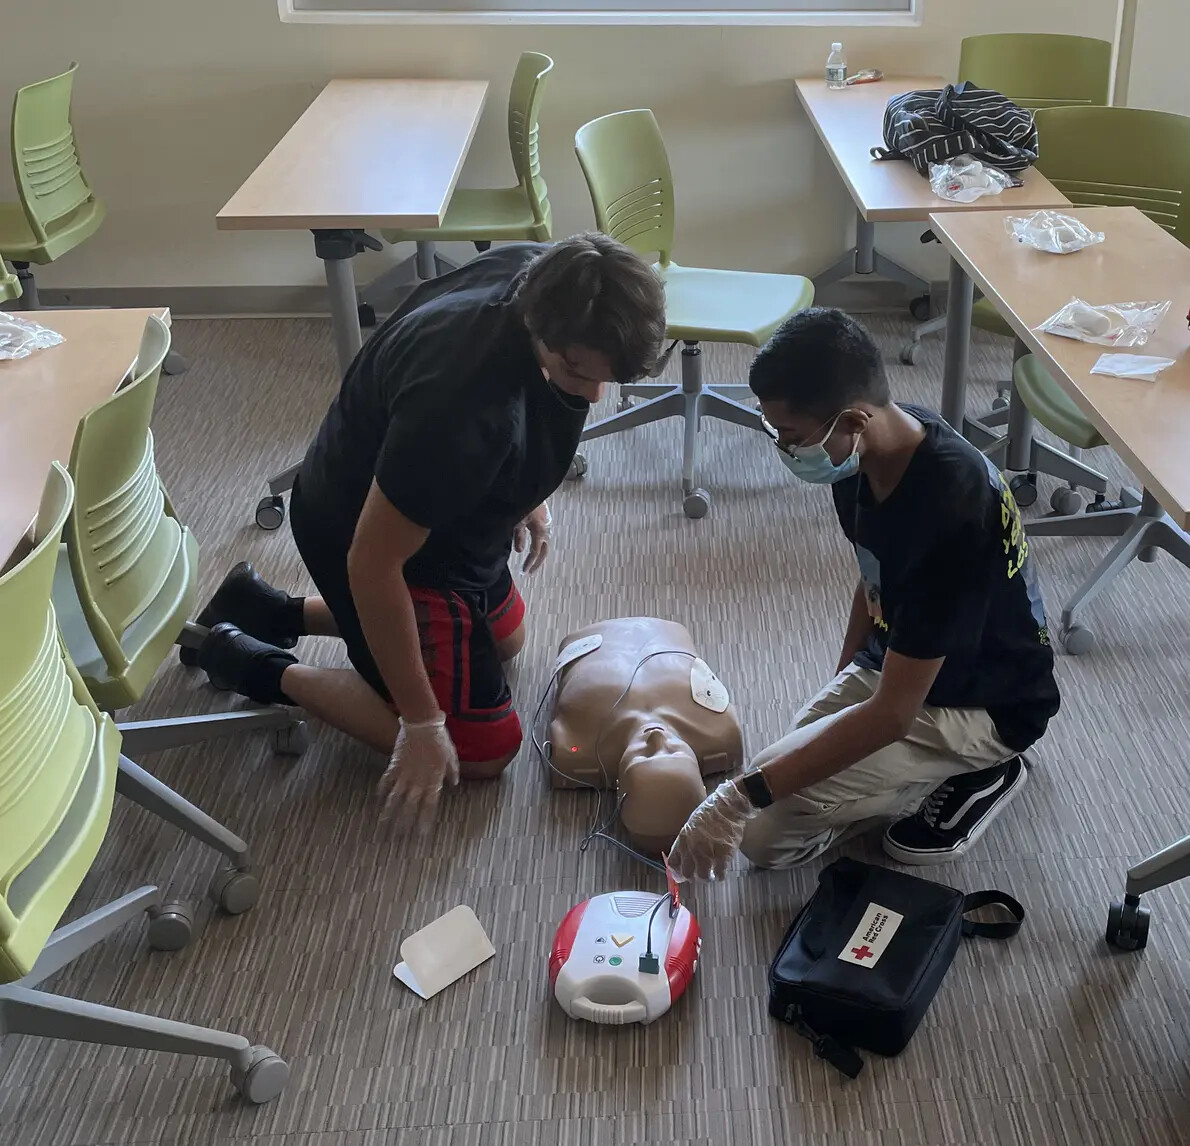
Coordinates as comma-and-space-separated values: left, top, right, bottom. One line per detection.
659, 263, 815, 346
1013, 353, 1107, 450
0, 197, 106, 264
972, 297, 1015, 339
382, 187, 549, 245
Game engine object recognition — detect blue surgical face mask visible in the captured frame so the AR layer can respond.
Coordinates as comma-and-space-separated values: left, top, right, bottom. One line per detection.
774, 411, 861, 485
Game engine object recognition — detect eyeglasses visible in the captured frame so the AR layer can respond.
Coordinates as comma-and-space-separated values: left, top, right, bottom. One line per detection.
760, 412, 839, 457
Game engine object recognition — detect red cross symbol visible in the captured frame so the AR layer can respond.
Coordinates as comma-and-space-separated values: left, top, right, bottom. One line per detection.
850, 945, 874, 961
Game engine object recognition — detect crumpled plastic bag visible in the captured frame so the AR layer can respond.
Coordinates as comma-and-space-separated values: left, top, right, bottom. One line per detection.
0, 314, 65, 360
929, 155, 1015, 203
1036, 298, 1171, 348
1091, 353, 1175, 381
1006, 210, 1105, 254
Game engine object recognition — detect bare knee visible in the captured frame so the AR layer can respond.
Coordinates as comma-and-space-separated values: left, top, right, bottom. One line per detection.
495, 622, 526, 664
459, 750, 517, 782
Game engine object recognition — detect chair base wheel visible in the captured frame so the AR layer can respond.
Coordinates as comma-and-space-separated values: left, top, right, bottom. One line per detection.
209, 868, 260, 915
909, 294, 932, 321
899, 342, 920, 365
1105, 898, 1150, 951
357, 302, 377, 328
683, 489, 711, 519
991, 392, 1010, 412
179, 644, 200, 668
147, 902, 194, 951
1059, 623, 1095, 656
231, 1046, 290, 1104
1050, 487, 1083, 516
566, 453, 588, 481
255, 496, 285, 530
1009, 474, 1038, 508
273, 720, 310, 757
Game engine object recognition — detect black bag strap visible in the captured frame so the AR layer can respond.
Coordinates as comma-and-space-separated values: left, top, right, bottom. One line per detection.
790, 1013, 864, 1079
961, 891, 1025, 939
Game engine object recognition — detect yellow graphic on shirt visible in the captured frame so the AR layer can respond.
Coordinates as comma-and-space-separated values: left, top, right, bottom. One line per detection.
998, 471, 1029, 580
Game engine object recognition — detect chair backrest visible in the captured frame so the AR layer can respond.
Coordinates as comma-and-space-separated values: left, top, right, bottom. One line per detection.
63, 315, 182, 679
574, 109, 675, 266
507, 52, 554, 232
1034, 106, 1190, 248
10, 63, 97, 245
0, 463, 114, 982
958, 34, 1112, 109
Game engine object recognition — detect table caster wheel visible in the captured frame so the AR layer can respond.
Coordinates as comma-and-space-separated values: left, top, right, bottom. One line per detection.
991, 391, 1010, 412
273, 720, 310, 757
899, 342, 920, 366
231, 1046, 290, 1104
1139, 545, 1159, 563
255, 495, 285, 531
1105, 898, 1150, 951
147, 902, 194, 951
683, 489, 711, 519
909, 294, 931, 321
358, 302, 377, 328
567, 453, 588, 481
209, 868, 260, 916
1060, 624, 1094, 656
1050, 487, 1083, 516
1009, 474, 1038, 508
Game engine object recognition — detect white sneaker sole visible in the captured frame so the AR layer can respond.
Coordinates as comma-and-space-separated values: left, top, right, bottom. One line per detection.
881, 761, 1029, 866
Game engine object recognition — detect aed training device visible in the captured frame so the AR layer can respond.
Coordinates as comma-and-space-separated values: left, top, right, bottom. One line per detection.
549, 891, 701, 1025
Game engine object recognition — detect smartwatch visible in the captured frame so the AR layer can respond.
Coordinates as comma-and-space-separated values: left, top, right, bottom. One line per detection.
739, 768, 774, 809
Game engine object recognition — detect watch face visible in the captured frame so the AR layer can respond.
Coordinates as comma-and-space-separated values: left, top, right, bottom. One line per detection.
743, 771, 772, 808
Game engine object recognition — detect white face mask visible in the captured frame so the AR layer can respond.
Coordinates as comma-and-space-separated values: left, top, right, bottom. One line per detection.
771, 410, 861, 485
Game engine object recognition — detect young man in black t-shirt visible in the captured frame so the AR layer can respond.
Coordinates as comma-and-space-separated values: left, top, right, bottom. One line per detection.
669, 308, 1060, 880
190, 235, 666, 830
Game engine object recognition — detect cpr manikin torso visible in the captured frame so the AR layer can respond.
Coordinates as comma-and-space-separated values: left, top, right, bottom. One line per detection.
547, 618, 744, 856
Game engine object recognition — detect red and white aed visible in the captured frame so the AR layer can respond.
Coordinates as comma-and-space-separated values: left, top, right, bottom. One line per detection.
549, 891, 701, 1025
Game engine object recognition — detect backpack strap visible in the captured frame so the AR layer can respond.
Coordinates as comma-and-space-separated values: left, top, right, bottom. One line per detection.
961, 891, 1025, 939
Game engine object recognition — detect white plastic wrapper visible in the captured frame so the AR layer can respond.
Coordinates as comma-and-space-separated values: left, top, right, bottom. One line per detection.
0, 314, 65, 360
1035, 298, 1171, 348
1091, 353, 1175, 381
1005, 210, 1105, 254
929, 156, 1015, 203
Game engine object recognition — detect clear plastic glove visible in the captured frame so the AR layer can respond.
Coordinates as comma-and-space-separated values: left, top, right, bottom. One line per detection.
668, 779, 756, 882
513, 502, 552, 575
377, 714, 459, 831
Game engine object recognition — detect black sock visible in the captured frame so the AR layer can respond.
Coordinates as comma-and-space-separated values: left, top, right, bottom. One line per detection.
283, 595, 307, 639
242, 648, 298, 706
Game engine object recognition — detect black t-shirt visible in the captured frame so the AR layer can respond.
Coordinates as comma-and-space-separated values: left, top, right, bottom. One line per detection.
296, 244, 589, 591
831, 405, 1060, 752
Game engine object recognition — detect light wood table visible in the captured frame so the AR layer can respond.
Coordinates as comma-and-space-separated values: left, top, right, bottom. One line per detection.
217, 79, 488, 374
928, 205, 1190, 651
795, 76, 1070, 361
1, 308, 167, 569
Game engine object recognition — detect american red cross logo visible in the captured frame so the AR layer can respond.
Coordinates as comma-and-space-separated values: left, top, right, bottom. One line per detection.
850, 945, 874, 961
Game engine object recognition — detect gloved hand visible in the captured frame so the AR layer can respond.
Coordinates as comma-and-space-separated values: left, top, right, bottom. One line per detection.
377, 714, 460, 831
668, 779, 756, 882
513, 502, 552, 575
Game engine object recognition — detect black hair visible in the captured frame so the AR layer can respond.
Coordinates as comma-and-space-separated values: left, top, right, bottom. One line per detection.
514, 233, 667, 382
749, 307, 889, 419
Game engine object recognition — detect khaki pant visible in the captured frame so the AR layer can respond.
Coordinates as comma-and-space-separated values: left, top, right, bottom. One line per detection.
740, 665, 1013, 870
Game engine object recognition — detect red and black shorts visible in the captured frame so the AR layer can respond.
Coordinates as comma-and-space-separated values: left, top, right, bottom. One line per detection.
290, 487, 524, 764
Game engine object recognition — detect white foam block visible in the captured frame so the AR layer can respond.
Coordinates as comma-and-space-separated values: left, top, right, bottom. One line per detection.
393, 905, 495, 1000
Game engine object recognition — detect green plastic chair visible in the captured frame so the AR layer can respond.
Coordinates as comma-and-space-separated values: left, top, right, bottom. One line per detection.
1013, 105, 1190, 655
1, 261, 19, 302
0, 64, 105, 308
375, 52, 553, 287
50, 314, 308, 908
572, 108, 814, 519
0, 463, 289, 1103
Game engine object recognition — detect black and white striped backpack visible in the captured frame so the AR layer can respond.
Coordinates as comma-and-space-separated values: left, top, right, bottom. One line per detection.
870, 82, 1039, 179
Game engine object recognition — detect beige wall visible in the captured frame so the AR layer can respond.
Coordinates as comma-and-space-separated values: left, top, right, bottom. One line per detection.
9, 0, 1183, 295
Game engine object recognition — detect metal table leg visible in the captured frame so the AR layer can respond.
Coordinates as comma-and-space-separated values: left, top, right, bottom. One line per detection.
939, 258, 974, 433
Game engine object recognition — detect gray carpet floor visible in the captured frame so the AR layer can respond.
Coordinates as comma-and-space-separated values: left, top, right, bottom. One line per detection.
2, 312, 1190, 1146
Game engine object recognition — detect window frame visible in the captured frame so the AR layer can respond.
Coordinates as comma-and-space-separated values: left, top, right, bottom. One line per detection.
278, 0, 920, 28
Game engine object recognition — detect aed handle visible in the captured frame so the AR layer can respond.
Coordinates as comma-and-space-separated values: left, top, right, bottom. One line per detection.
570, 996, 647, 1025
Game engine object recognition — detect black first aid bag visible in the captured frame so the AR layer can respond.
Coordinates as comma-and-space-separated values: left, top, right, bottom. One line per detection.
769, 858, 1024, 1078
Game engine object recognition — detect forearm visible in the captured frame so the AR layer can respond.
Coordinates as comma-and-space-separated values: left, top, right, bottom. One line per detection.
349, 565, 440, 724
836, 579, 875, 674
750, 699, 907, 802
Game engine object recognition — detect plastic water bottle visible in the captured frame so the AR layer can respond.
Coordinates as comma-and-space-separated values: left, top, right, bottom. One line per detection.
826, 43, 847, 89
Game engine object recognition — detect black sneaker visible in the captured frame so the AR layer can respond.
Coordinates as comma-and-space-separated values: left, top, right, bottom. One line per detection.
198, 622, 298, 706
882, 756, 1028, 865
180, 561, 301, 667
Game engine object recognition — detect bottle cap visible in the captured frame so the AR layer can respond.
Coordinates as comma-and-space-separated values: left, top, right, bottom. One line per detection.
831, 42, 842, 50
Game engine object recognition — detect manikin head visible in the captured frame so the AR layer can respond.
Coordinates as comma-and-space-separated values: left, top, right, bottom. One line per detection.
617, 722, 709, 856
513, 232, 667, 405
749, 307, 890, 486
